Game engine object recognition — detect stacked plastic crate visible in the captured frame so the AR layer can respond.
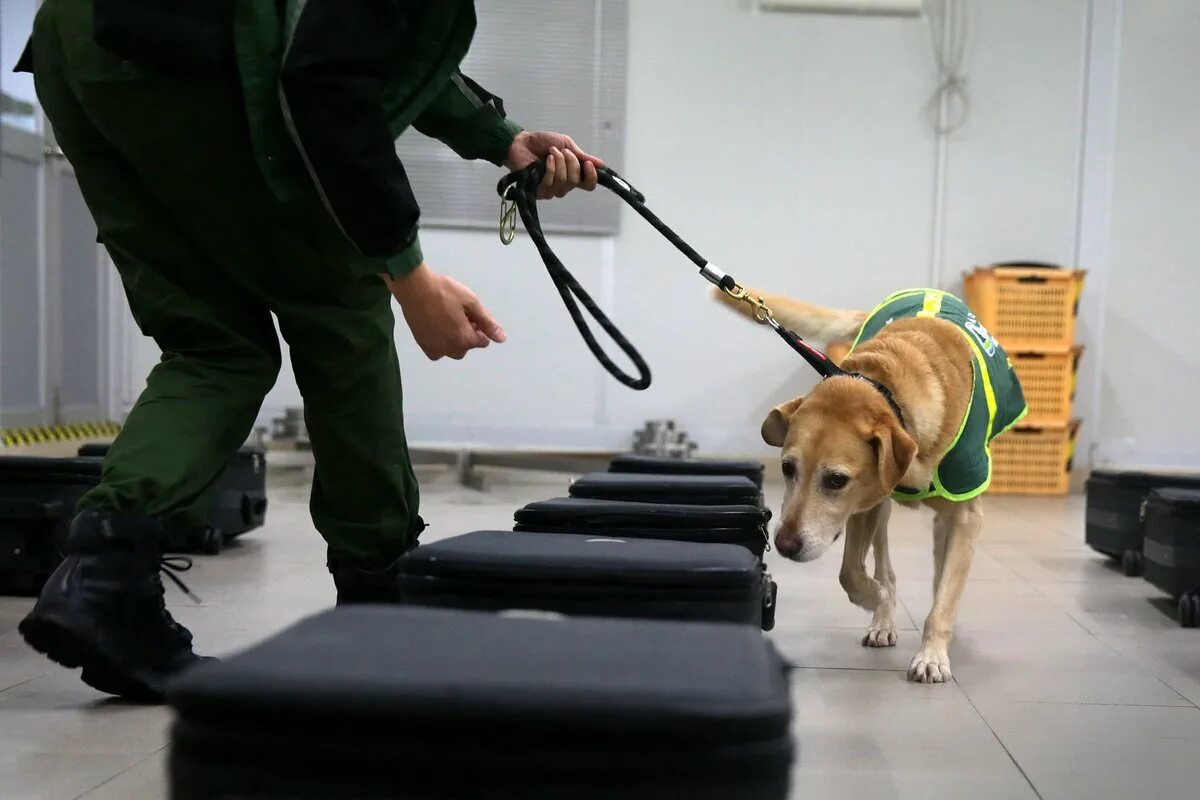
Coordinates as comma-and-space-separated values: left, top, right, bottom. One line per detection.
964, 265, 1087, 496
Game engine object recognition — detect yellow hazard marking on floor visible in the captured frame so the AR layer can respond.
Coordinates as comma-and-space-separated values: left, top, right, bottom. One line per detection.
1, 421, 121, 448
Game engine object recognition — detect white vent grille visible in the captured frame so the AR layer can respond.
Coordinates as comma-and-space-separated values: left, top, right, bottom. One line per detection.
396, 0, 628, 236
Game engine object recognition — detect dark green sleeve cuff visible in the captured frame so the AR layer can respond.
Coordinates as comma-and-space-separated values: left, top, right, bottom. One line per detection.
383, 233, 425, 280
441, 106, 522, 166
482, 116, 524, 167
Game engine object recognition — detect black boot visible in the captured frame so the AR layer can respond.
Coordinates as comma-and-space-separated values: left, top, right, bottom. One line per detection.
328, 517, 424, 605
19, 510, 209, 702
327, 554, 403, 605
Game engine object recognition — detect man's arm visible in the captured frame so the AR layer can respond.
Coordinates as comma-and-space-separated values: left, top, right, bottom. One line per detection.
412, 70, 524, 167
279, 0, 423, 277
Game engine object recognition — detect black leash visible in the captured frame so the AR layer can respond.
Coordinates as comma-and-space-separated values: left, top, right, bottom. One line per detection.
496, 161, 906, 427
497, 162, 651, 390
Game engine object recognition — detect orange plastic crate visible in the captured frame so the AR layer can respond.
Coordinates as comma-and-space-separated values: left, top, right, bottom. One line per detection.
963, 266, 1086, 350
988, 420, 1080, 496
1009, 347, 1083, 425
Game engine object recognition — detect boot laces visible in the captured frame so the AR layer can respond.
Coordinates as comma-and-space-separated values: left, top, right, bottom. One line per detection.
159, 555, 201, 604
155, 555, 201, 645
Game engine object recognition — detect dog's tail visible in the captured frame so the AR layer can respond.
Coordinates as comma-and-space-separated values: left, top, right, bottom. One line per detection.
710, 287, 868, 342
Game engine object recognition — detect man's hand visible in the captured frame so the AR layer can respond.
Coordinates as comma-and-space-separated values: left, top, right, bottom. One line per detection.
505, 131, 604, 200
385, 264, 506, 361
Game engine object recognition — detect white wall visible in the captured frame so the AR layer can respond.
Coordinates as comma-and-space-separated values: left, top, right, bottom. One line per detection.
114, 0, 1200, 469
1090, 0, 1200, 469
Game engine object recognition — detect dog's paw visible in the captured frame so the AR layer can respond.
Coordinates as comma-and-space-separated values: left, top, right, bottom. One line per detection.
907, 646, 953, 683
862, 625, 898, 648
843, 578, 886, 612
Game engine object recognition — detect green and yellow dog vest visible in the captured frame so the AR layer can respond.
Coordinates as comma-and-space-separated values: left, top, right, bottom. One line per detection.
849, 289, 1028, 502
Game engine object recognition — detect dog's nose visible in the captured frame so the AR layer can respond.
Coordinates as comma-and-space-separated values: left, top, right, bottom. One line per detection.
774, 530, 801, 559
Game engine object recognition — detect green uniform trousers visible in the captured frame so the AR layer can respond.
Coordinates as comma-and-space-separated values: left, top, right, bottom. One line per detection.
32, 0, 421, 566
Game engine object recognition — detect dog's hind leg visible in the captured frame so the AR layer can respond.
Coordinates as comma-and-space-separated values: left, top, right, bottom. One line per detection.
909, 498, 983, 683
864, 500, 898, 647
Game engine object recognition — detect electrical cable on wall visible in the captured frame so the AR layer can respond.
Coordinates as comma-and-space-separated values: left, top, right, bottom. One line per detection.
925, 0, 970, 135
924, 0, 969, 290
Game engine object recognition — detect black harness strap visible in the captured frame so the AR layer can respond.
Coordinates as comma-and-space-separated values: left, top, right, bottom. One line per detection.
497, 160, 907, 427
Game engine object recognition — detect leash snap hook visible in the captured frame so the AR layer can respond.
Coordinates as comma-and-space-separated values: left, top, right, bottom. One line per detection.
723, 284, 776, 326
499, 183, 518, 245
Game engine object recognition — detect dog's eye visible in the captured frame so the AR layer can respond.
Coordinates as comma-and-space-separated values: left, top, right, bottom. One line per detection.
823, 472, 850, 491
781, 460, 797, 480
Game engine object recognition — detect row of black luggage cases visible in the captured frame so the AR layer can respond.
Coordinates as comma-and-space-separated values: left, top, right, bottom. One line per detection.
1085, 469, 1200, 627
0, 445, 267, 594
405, 458, 776, 629
167, 453, 797, 799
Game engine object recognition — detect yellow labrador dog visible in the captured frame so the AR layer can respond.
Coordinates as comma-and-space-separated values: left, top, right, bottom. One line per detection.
718, 288, 1027, 682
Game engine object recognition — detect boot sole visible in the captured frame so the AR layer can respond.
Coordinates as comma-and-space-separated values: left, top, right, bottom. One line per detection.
19, 612, 164, 703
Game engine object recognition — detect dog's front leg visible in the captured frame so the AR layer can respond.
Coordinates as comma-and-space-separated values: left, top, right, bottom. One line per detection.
864, 500, 898, 647
909, 499, 983, 683
839, 504, 892, 634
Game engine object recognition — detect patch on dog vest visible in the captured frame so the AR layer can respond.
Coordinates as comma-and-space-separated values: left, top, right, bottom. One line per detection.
850, 289, 1028, 501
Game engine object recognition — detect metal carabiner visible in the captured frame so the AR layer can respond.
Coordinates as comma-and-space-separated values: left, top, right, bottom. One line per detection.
499, 183, 518, 245
722, 283, 777, 326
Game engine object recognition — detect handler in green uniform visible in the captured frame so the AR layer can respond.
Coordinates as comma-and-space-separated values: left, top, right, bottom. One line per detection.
849, 289, 1029, 501
15, 0, 602, 701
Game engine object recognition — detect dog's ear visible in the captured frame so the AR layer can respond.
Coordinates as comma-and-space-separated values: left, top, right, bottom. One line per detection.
870, 419, 917, 491
761, 396, 805, 447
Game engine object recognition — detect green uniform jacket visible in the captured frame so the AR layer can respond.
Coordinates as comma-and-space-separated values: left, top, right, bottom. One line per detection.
237, 0, 522, 278
850, 289, 1029, 502
16, 0, 522, 279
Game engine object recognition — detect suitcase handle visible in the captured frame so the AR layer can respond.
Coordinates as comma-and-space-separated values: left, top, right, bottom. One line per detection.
993, 261, 1062, 270
0, 497, 67, 521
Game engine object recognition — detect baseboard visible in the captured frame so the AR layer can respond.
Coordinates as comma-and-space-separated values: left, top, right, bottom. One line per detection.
1090, 439, 1200, 473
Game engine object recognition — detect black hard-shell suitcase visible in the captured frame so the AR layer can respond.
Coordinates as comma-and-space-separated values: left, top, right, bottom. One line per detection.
514, 496, 771, 557
1141, 488, 1200, 627
570, 471, 762, 506
78, 443, 268, 554
609, 453, 765, 488
167, 606, 795, 800
399, 530, 765, 627
1084, 469, 1200, 576
513, 497, 778, 629
0, 457, 102, 594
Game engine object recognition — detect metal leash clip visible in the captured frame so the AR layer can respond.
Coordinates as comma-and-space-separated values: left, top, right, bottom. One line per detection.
499, 183, 518, 245
723, 284, 779, 328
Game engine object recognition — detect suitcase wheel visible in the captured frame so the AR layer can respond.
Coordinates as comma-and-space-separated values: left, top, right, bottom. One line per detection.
1179, 592, 1200, 629
200, 527, 224, 556
1120, 549, 1144, 578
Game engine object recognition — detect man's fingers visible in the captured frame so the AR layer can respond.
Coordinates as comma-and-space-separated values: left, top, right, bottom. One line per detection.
539, 150, 557, 199
582, 161, 599, 191
556, 151, 580, 199
551, 148, 567, 195
464, 297, 506, 344
562, 135, 604, 168
539, 148, 564, 200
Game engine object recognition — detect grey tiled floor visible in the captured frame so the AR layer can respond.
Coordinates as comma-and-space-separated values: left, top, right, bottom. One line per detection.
1, 463, 1198, 800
